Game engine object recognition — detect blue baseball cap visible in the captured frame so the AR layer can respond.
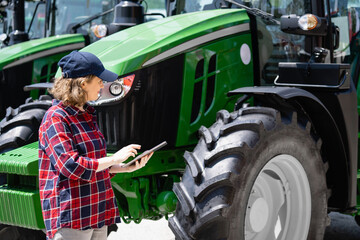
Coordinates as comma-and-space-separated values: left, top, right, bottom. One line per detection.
58, 51, 118, 82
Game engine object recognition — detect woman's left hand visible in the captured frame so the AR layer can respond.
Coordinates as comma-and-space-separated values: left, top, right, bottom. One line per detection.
125, 152, 153, 172
109, 152, 153, 173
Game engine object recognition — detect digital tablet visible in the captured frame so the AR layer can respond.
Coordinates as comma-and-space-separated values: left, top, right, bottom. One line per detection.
121, 141, 167, 168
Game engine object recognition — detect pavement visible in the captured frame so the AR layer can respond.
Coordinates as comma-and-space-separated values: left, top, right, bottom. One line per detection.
324, 212, 360, 240
108, 212, 360, 240
107, 218, 174, 240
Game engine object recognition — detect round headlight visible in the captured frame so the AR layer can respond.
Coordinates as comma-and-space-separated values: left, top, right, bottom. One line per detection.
109, 82, 123, 96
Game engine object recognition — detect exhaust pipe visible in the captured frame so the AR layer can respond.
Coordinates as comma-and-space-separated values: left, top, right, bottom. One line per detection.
9, 0, 28, 45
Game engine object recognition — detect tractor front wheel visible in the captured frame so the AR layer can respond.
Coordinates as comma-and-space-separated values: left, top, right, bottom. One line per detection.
169, 107, 329, 240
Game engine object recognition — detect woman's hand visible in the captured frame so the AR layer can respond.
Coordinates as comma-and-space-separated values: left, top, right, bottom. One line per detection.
125, 152, 153, 172
111, 144, 141, 164
109, 152, 153, 173
96, 144, 141, 172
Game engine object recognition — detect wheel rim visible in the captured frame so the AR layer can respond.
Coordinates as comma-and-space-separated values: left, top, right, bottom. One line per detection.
245, 154, 311, 240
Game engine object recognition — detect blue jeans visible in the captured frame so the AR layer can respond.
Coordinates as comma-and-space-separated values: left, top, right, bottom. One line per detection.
52, 226, 108, 240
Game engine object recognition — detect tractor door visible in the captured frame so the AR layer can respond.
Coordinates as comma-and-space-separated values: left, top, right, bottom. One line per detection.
246, 0, 311, 85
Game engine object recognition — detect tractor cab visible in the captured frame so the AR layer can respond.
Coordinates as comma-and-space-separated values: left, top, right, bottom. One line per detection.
0, 0, 117, 46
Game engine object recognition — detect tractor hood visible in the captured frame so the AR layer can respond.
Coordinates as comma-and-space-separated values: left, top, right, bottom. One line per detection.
0, 34, 85, 70
56, 9, 249, 77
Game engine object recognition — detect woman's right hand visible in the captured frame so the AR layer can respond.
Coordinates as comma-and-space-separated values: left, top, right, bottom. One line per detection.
111, 144, 141, 164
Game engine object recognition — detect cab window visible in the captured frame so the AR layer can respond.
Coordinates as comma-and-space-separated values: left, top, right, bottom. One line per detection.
249, 0, 311, 85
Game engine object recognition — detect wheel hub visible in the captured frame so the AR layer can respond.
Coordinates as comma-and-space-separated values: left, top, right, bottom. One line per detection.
248, 197, 269, 233
245, 154, 311, 240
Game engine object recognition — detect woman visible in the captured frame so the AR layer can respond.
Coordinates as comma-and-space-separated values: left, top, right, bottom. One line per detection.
38, 51, 152, 240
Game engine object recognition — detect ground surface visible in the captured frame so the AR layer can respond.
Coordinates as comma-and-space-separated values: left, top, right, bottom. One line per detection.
324, 212, 360, 240
107, 212, 360, 240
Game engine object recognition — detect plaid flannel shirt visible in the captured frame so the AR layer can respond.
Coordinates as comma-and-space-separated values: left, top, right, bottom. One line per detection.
38, 100, 120, 239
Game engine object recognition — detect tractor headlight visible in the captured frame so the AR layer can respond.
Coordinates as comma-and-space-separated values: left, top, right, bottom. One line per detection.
109, 82, 123, 96
89, 74, 135, 106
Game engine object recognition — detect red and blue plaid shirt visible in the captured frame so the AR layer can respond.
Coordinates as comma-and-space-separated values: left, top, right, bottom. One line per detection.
38, 100, 120, 239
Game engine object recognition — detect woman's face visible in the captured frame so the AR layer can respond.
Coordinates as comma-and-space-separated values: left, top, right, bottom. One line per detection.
81, 76, 104, 102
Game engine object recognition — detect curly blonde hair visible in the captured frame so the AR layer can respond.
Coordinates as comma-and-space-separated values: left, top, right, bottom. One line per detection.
49, 75, 95, 107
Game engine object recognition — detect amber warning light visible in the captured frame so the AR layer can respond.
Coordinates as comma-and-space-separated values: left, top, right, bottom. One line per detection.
298, 14, 319, 30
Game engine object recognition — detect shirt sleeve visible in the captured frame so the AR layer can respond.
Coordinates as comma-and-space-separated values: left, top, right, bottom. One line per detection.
43, 116, 99, 182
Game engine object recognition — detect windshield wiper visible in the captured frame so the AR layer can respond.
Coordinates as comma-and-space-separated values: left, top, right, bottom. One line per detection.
225, 0, 280, 25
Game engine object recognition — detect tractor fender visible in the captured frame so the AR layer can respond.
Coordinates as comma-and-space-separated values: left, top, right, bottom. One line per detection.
228, 86, 357, 210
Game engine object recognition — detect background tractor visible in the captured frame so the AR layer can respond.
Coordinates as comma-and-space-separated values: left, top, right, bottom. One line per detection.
0, 0, 360, 239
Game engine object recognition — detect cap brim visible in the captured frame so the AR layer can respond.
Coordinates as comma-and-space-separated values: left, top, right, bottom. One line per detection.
97, 69, 118, 82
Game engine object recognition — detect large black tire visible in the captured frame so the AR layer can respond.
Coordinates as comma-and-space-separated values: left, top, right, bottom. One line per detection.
0, 96, 52, 153
169, 107, 329, 240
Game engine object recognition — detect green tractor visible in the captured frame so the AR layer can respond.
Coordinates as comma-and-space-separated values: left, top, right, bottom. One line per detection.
1, 0, 360, 239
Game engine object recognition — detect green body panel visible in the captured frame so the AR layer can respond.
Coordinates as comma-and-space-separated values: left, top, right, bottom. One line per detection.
0, 34, 85, 70
56, 9, 249, 77
176, 34, 253, 146
61, 8, 251, 147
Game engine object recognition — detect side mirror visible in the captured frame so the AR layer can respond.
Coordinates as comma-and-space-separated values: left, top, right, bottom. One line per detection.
281, 14, 328, 36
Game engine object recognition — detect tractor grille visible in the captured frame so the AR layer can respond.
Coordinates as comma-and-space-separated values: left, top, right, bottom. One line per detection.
95, 55, 185, 151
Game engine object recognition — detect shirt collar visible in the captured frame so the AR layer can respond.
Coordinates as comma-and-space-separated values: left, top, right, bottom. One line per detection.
52, 99, 96, 116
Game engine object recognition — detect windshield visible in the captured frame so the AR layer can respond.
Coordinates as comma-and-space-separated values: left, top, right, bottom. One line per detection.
50, 0, 166, 40
183, 0, 217, 12
172, 0, 222, 14
50, 0, 117, 36
26, 1, 46, 39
